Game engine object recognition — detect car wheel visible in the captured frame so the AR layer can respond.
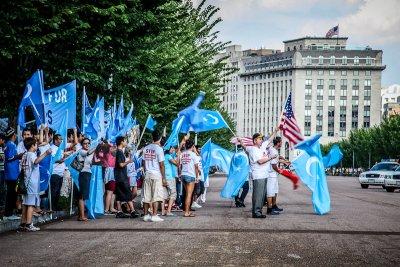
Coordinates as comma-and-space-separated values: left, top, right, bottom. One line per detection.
385, 188, 395, 193
361, 184, 369, 189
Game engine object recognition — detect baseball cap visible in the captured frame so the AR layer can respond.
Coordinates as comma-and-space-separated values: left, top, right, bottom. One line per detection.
5, 127, 15, 138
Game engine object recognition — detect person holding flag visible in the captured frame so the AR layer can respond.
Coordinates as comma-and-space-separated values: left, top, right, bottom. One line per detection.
239, 133, 277, 219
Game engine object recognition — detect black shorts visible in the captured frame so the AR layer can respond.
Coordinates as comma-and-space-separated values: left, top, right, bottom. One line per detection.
115, 181, 133, 202
78, 171, 91, 200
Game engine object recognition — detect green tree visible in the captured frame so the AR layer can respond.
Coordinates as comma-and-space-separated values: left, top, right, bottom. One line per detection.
0, 0, 236, 147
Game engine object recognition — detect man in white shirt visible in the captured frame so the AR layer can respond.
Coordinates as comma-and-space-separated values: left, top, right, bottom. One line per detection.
240, 133, 276, 218
142, 130, 166, 222
17, 128, 32, 154
266, 136, 289, 214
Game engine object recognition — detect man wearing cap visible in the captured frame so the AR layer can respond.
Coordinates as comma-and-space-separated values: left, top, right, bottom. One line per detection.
240, 133, 277, 219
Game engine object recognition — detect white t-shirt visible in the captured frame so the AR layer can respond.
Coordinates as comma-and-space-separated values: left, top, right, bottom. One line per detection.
143, 143, 165, 177
246, 146, 268, 180
180, 150, 200, 178
17, 141, 26, 154
267, 146, 279, 178
197, 155, 204, 181
51, 144, 66, 176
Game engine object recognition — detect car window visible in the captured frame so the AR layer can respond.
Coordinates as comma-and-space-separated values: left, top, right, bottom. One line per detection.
396, 166, 400, 172
370, 163, 399, 171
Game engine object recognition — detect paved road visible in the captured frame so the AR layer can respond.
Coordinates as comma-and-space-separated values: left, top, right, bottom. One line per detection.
1, 175, 400, 266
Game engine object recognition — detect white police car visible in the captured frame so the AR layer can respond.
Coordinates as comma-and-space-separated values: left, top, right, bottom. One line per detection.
382, 166, 400, 192
358, 161, 399, 189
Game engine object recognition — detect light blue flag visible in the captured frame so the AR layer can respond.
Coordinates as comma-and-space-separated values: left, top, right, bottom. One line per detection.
192, 110, 229, 132
85, 165, 104, 219
200, 138, 212, 181
292, 134, 330, 215
145, 115, 157, 132
175, 92, 229, 133
44, 80, 76, 130
323, 144, 343, 168
81, 87, 92, 133
220, 151, 249, 199
18, 70, 46, 128
164, 116, 185, 150
209, 142, 234, 174
85, 97, 105, 140
116, 97, 124, 131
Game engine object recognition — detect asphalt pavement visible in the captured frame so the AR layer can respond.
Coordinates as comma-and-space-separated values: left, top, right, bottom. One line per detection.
1, 175, 399, 266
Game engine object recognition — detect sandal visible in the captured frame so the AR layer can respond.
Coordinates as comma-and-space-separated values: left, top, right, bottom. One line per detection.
77, 217, 89, 222
183, 213, 195, 217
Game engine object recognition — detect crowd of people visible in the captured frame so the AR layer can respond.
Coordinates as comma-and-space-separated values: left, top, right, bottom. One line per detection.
0, 124, 212, 231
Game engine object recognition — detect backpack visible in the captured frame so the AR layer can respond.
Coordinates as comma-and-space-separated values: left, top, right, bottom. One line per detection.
16, 155, 28, 194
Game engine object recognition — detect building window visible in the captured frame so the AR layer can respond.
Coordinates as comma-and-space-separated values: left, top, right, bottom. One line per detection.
329, 79, 336, 86
318, 70, 324, 75
342, 56, 347, 65
340, 79, 347, 86
364, 89, 371, 97
305, 79, 312, 86
329, 70, 335, 76
304, 130, 311, 136
329, 89, 335, 97
364, 110, 371, 117
366, 56, 372, 65
329, 99, 335, 106
305, 88, 312, 96
365, 70, 371, 76
341, 70, 347, 76
364, 79, 371, 86
352, 99, 359, 105
330, 56, 335, 65
317, 79, 324, 86
352, 121, 358, 128
354, 56, 359, 65
364, 99, 371, 106
318, 56, 323, 65
306, 56, 312, 65
353, 70, 359, 76
352, 79, 359, 86
305, 109, 311, 116
364, 121, 370, 128
340, 131, 346, 137
306, 70, 312, 76
340, 99, 347, 106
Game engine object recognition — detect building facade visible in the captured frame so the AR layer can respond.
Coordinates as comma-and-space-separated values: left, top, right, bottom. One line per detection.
381, 84, 400, 118
218, 37, 385, 147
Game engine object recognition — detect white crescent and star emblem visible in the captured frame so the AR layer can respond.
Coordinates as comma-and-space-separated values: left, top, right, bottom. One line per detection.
306, 156, 320, 178
203, 114, 219, 125
23, 84, 32, 99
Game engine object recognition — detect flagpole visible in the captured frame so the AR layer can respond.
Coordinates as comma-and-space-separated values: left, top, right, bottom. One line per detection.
82, 86, 86, 134
137, 115, 149, 148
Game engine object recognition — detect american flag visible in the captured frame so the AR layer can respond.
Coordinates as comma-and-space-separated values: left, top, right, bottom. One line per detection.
279, 92, 304, 146
326, 25, 339, 38
231, 136, 254, 147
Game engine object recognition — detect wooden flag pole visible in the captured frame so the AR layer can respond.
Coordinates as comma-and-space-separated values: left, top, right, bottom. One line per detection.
137, 115, 149, 148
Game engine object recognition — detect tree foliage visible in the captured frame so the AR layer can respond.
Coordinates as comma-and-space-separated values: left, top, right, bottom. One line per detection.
322, 115, 400, 168
0, 0, 235, 147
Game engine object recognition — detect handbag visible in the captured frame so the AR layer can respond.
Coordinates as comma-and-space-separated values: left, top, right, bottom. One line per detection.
16, 155, 28, 194
71, 154, 84, 172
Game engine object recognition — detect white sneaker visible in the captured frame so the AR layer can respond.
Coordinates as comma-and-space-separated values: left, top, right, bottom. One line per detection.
192, 202, 202, 209
150, 215, 164, 222
143, 214, 152, 222
4, 215, 21, 221
25, 223, 40, 232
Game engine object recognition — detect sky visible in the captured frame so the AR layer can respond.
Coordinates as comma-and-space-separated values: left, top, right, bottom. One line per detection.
194, 0, 400, 87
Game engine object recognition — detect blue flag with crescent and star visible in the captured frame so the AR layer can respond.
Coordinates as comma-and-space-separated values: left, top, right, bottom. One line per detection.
18, 70, 46, 128
292, 134, 330, 215
220, 150, 249, 199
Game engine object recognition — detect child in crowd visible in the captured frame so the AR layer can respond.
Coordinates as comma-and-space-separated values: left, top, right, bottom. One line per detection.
19, 137, 51, 231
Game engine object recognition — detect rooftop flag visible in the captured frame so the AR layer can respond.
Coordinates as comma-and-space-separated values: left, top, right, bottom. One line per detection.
326, 25, 339, 38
